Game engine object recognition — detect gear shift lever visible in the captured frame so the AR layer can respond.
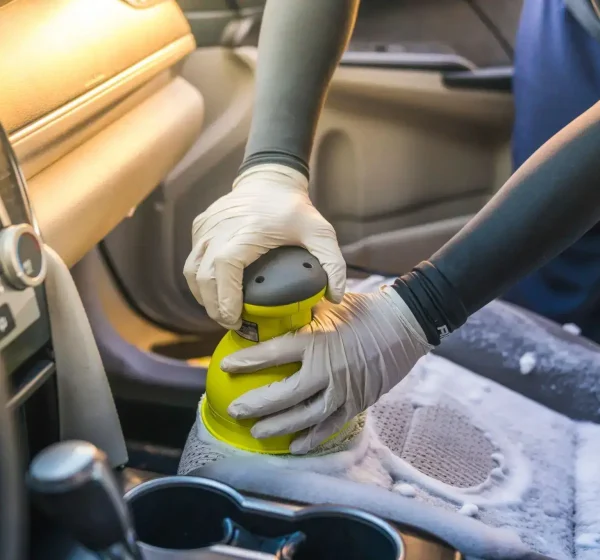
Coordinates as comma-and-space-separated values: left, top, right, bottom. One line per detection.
27, 441, 142, 560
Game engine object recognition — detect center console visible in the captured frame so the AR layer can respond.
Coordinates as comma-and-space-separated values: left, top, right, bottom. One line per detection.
0, 125, 56, 461
124, 475, 461, 560
0, 125, 62, 560
28, 438, 460, 560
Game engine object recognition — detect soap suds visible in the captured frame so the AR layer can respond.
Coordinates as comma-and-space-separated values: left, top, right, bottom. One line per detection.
535, 536, 548, 547
490, 467, 505, 481
562, 323, 581, 336
519, 352, 537, 375
394, 483, 416, 497
375, 357, 533, 509
181, 276, 600, 560
491, 452, 504, 465
576, 534, 600, 549
575, 423, 600, 559
458, 503, 479, 517
446, 299, 600, 422
182, 350, 579, 559
467, 389, 482, 403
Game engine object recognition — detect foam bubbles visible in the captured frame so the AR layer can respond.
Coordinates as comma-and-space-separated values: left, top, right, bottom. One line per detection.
519, 352, 537, 375
458, 503, 479, 517
562, 323, 581, 336
576, 533, 600, 548
393, 483, 416, 498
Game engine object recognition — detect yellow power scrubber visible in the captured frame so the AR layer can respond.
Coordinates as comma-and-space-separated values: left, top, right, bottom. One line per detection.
201, 246, 337, 454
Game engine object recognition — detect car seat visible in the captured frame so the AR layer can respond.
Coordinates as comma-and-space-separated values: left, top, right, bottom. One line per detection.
179, 275, 600, 560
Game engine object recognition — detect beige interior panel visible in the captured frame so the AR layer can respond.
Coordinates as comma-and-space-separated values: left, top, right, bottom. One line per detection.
29, 76, 204, 267
332, 194, 489, 245
11, 39, 195, 179
166, 47, 255, 199
493, 140, 512, 192
171, 46, 513, 272
89, 248, 181, 351
0, 0, 203, 268
13, 71, 175, 180
308, 63, 513, 250
341, 214, 474, 276
0, 0, 193, 133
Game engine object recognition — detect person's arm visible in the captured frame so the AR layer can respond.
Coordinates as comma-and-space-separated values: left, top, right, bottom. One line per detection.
394, 99, 600, 345
239, 0, 360, 177
184, 0, 359, 329
223, 95, 600, 455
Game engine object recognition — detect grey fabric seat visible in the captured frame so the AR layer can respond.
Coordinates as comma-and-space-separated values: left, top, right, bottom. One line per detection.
180, 279, 600, 560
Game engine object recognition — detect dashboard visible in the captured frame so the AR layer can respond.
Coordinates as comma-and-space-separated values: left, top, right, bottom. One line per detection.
1, 0, 204, 267
0, 0, 208, 392
0, 1, 204, 557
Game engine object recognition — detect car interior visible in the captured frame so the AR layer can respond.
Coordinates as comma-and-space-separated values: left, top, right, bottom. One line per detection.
2, 1, 598, 559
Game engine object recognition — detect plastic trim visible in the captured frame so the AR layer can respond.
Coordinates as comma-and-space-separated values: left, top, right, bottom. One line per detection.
126, 476, 405, 559
7, 361, 54, 411
340, 51, 475, 72
73, 251, 207, 408
0, 358, 25, 560
443, 66, 513, 92
11, 34, 195, 175
28, 76, 204, 267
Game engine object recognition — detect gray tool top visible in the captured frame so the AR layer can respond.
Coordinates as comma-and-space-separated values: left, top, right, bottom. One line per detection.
242, 246, 327, 307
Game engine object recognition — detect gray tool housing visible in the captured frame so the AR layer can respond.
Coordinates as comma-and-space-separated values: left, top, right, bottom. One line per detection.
242, 246, 327, 307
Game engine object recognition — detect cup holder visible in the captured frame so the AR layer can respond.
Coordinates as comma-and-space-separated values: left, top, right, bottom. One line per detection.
125, 477, 404, 559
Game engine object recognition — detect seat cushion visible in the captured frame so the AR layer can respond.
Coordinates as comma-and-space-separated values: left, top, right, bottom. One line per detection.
180, 277, 600, 559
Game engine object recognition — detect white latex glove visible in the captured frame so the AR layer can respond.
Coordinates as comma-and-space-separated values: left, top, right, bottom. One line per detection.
183, 163, 346, 330
222, 286, 432, 454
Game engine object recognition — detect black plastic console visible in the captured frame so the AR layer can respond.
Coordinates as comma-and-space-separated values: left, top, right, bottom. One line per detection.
124, 476, 461, 560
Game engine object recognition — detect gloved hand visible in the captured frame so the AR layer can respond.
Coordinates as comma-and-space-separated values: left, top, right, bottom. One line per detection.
183, 163, 346, 330
222, 286, 432, 454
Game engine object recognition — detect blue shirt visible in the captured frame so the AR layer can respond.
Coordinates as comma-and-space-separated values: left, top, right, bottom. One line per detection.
505, 0, 600, 327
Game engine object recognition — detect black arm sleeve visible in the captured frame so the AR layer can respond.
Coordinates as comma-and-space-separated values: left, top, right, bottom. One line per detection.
393, 100, 600, 345
239, 0, 360, 178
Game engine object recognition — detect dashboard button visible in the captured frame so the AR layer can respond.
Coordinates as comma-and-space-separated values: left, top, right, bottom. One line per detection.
0, 224, 46, 289
0, 303, 16, 341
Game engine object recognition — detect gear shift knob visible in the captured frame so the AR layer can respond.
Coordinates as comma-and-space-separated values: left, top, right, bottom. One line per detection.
27, 440, 142, 559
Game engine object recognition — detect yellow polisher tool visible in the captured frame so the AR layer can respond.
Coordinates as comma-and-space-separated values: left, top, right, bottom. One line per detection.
201, 246, 334, 454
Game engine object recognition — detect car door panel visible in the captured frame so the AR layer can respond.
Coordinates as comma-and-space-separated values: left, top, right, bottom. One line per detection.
1, 0, 202, 267
309, 59, 513, 272
99, 0, 517, 335
101, 46, 254, 332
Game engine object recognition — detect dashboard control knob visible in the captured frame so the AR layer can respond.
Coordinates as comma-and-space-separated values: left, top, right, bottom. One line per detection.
0, 224, 46, 289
